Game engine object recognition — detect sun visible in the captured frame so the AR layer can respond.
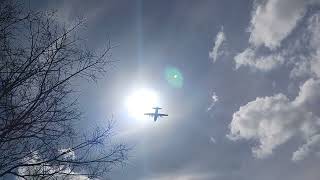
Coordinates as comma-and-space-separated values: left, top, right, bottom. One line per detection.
125, 88, 159, 120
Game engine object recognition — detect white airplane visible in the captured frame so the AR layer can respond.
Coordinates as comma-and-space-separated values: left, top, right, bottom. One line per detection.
144, 107, 168, 121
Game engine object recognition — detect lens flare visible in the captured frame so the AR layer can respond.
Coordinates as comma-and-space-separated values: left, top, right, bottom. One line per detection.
165, 66, 183, 88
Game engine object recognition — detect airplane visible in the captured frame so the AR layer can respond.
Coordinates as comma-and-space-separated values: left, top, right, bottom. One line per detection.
144, 107, 168, 122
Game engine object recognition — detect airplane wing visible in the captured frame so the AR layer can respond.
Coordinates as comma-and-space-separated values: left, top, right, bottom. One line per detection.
145, 112, 168, 122
144, 113, 155, 117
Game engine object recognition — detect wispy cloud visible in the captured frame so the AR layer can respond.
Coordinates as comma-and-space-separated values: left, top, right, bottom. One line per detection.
290, 13, 320, 79
234, 48, 284, 71
207, 92, 219, 111
209, 27, 226, 63
210, 136, 216, 144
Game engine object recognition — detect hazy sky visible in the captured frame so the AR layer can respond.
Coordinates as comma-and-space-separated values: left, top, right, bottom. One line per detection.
30, 0, 320, 179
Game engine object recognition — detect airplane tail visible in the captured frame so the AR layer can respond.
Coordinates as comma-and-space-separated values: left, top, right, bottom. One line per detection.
153, 107, 162, 110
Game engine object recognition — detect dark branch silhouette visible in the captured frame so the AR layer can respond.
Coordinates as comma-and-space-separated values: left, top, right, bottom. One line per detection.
0, 1, 128, 179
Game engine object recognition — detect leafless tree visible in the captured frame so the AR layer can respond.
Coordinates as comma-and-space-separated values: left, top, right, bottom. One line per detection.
0, 1, 128, 179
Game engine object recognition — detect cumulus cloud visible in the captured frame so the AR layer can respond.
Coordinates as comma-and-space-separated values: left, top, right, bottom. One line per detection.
229, 0, 320, 161
228, 79, 320, 160
234, 0, 320, 72
234, 48, 284, 71
289, 13, 320, 79
249, 0, 307, 49
292, 134, 320, 161
231, 10, 320, 157
209, 27, 226, 63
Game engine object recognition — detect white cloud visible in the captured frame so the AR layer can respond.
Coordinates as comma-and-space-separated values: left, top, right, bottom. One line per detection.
308, 13, 320, 49
234, 48, 284, 71
289, 13, 320, 79
292, 134, 320, 161
230, 0, 320, 161
17, 149, 91, 180
234, 0, 320, 72
59, 148, 76, 160
144, 172, 217, 180
307, 14, 320, 78
207, 92, 219, 111
249, 0, 307, 49
228, 79, 320, 160
290, 58, 312, 79
209, 27, 226, 63
311, 52, 320, 78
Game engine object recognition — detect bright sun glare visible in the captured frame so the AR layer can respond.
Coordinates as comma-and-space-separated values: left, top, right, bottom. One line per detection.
125, 88, 159, 120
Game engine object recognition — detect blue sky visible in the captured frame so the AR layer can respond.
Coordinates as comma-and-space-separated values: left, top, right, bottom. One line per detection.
30, 0, 320, 179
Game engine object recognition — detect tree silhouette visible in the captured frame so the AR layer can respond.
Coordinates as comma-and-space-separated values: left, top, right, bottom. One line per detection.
0, 1, 128, 179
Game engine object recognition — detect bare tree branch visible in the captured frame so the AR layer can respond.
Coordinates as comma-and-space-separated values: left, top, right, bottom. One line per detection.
0, 1, 128, 179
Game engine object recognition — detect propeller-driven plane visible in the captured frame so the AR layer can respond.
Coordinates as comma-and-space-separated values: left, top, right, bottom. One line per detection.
144, 107, 168, 121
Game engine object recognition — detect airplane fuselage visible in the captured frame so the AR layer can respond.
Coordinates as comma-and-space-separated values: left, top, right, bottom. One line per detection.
144, 107, 168, 121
